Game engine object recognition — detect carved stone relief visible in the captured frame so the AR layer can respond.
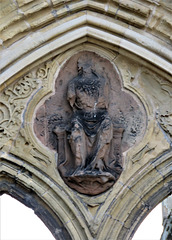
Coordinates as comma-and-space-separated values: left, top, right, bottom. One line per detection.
113, 55, 171, 166
139, 70, 172, 141
0, 62, 52, 165
34, 52, 147, 195
0, 74, 38, 149
158, 111, 172, 138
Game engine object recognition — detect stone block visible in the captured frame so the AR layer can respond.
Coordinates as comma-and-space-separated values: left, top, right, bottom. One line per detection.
147, 11, 162, 29
0, 21, 29, 42
0, 0, 17, 17
17, 0, 35, 7
108, 3, 118, 16
112, 0, 120, 3
156, 17, 172, 39
20, 0, 49, 16
119, 0, 150, 17
160, 0, 172, 10
28, 9, 54, 28
51, 0, 71, 7
117, 9, 146, 27
0, 10, 23, 32
88, 0, 106, 12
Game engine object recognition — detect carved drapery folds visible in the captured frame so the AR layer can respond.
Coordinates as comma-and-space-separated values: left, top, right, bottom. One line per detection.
53, 57, 124, 195
34, 52, 146, 195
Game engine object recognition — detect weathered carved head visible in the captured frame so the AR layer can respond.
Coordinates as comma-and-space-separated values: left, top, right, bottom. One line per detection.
77, 54, 94, 75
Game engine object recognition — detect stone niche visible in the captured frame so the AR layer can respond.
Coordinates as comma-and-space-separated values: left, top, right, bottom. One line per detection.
34, 51, 146, 195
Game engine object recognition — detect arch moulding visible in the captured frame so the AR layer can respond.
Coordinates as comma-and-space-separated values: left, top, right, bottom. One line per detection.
0, 1, 172, 239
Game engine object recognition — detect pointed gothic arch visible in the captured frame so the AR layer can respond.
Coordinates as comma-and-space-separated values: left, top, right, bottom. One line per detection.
0, 1, 172, 239
0, 156, 91, 239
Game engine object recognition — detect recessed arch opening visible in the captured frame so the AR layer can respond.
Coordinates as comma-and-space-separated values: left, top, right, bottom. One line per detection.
121, 160, 172, 239
129, 178, 172, 240
132, 202, 163, 239
0, 174, 71, 240
0, 193, 55, 239
97, 152, 172, 239
133, 192, 172, 240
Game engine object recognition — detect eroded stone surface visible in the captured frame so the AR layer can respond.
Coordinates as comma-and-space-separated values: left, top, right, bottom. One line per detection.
0, 0, 172, 239
34, 51, 147, 195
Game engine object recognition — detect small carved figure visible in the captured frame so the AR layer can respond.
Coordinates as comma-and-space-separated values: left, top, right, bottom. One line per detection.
54, 57, 124, 195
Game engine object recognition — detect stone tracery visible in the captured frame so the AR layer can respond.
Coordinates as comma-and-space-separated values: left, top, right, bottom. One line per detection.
0, 0, 172, 239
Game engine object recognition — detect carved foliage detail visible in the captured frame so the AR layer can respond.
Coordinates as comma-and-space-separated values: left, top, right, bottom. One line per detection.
0, 62, 51, 160
158, 110, 172, 138
0, 75, 38, 148
142, 72, 172, 140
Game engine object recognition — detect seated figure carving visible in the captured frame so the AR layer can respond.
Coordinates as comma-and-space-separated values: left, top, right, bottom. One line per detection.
54, 58, 124, 195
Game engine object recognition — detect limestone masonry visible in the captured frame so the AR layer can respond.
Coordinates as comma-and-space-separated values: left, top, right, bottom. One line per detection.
0, 1, 172, 239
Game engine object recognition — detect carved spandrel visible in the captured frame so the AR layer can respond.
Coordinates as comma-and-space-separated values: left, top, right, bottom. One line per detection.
158, 111, 172, 138
140, 70, 172, 141
34, 52, 147, 195
0, 75, 38, 148
156, 82, 172, 139
0, 62, 52, 165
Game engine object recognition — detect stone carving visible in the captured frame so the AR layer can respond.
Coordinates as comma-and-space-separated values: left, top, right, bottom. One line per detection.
36, 61, 51, 87
158, 109, 172, 139
0, 63, 52, 165
0, 74, 38, 149
157, 81, 172, 140
131, 143, 156, 163
53, 58, 124, 195
139, 69, 172, 141
34, 51, 147, 195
